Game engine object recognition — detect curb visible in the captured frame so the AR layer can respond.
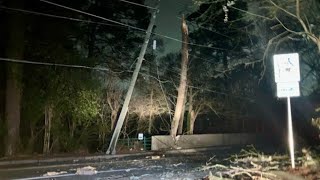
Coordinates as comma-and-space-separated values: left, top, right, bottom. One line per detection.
0, 152, 154, 167
163, 146, 232, 155
0, 146, 236, 167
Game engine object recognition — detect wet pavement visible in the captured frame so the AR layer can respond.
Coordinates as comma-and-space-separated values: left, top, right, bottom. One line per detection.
0, 145, 277, 180
0, 147, 240, 180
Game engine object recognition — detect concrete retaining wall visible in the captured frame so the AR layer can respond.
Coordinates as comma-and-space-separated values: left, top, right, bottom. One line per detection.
151, 133, 264, 150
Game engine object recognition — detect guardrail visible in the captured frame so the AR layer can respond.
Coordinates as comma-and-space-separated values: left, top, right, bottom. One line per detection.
117, 137, 151, 151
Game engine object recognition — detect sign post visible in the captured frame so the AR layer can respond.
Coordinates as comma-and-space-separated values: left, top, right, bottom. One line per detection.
287, 97, 295, 168
273, 53, 300, 169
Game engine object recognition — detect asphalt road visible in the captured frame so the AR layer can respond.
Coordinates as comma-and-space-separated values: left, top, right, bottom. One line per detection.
0, 145, 280, 180
0, 147, 243, 180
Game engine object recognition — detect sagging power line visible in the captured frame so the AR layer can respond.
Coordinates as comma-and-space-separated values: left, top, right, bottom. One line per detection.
0, 57, 110, 71
119, 0, 157, 10
0, 6, 121, 27
0, 57, 254, 101
39, 0, 228, 51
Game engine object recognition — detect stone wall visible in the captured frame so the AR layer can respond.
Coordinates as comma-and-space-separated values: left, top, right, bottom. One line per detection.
151, 133, 265, 150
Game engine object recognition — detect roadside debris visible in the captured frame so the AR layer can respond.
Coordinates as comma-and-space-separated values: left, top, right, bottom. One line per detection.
173, 162, 183, 167
75, 166, 97, 175
151, 155, 161, 160
201, 145, 320, 180
43, 171, 67, 176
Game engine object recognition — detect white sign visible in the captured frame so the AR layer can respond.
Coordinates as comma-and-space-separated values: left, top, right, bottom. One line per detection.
153, 40, 157, 50
276, 82, 300, 98
138, 133, 144, 140
274, 53, 300, 83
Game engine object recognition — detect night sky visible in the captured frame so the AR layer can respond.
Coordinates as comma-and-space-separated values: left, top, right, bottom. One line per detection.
147, 0, 195, 55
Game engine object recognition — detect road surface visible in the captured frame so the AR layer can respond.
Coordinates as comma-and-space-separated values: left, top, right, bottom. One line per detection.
0, 147, 240, 180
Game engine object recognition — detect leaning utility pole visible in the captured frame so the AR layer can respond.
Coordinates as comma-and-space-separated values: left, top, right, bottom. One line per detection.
106, 2, 159, 155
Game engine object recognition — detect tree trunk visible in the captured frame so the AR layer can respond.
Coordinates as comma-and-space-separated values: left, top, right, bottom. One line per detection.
107, 95, 121, 131
148, 89, 153, 134
43, 104, 53, 154
70, 120, 76, 138
189, 111, 196, 135
137, 116, 142, 132
170, 15, 189, 138
5, 0, 26, 156
5, 73, 22, 156
87, 26, 96, 58
111, 110, 117, 131
178, 91, 187, 135
123, 114, 129, 138
27, 126, 35, 153
187, 88, 194, 134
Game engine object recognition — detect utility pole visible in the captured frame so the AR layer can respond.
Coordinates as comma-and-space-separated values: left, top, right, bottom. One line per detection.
106, 1, 159, 155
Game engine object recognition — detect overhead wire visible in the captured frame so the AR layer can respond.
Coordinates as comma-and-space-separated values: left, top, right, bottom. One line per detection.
0, 1, 257, 100
0, 6, 220, 71
176, 16, 232, 39
0, 57, 254, 101
0, 6, 121, 27
119, 0, 157, 10
142, 58, 256, 101
39, 0, 146, 31
1, 1, 256, 71
39, 0, 228, 51
153, 31, 227, 50
1, 1, 229, 51
0, 57, 111, 72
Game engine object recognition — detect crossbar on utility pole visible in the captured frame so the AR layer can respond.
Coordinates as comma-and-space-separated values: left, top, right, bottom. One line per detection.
106, 2, 159, 155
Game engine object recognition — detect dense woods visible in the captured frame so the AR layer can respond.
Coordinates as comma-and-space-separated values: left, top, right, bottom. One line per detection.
0, 0, 319, 156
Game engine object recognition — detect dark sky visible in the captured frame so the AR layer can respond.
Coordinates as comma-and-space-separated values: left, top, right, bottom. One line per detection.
147, 0, 195, 55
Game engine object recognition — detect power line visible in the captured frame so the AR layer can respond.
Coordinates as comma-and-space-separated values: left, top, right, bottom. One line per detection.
153, 31, 227, 50
39, 0, 146, 32
0, 6, 121, 27
143, 59, 256, 101
0, 56, 170, 81
2, 2, 228, 51
176, 16, 232, 39
1, 5, 227, 60
0, 57, 254, 101
0, 6, 258, 98
39, 0, 228, 51
188, 85, 254, 101
119, 0, 157, 10
0, 57, 111, 72
189, 53, 216, 64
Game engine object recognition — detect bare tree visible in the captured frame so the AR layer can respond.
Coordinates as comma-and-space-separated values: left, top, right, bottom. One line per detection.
129, 84, 169, 133
186, 87, 221, 134
43, 103, 53, 154
106, 75, 125, 131
148, 89, 154, 134
268, 0, 320, 52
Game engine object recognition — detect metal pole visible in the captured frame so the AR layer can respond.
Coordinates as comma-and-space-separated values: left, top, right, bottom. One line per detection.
287, 96, 295, 168
106, 3, 159, 155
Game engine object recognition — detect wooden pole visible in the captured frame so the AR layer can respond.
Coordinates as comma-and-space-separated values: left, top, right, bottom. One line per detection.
106, 3, 159, 154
